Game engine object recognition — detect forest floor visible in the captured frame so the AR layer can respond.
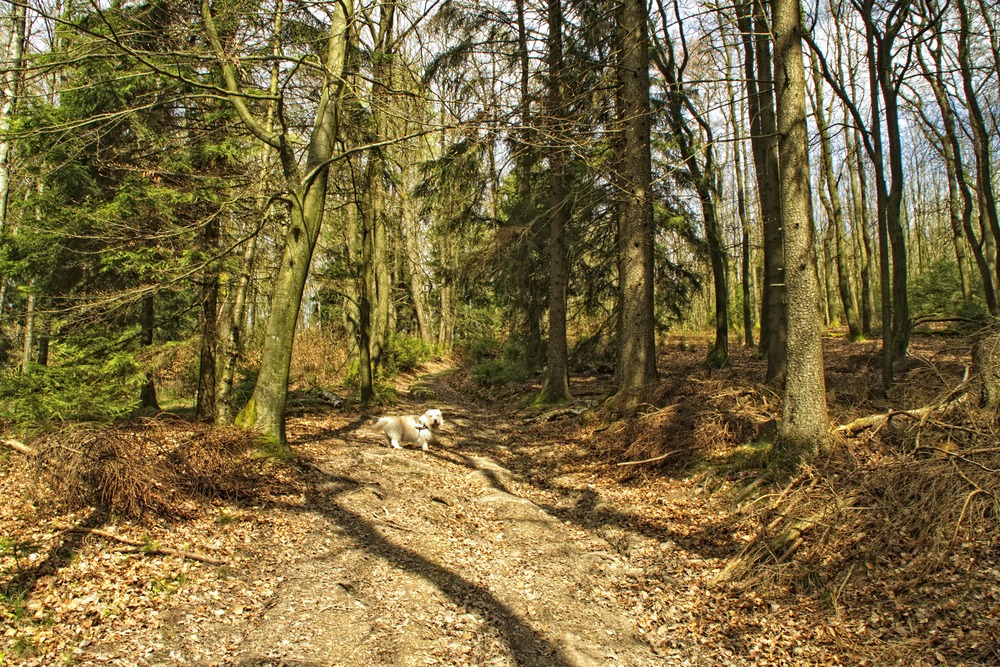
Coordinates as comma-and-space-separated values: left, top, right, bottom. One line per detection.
1, 333, 997, 666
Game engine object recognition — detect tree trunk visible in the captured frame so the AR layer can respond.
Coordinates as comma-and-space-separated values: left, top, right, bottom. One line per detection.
651, 12, 729, 368
196, 213, 220, 422
957, 0, 1000, 301
845, 127, 874, 336
21, 287, 34, 374
219, 0, 352, 447
614, 0, 658, 398
539, 0, 571, 404
774, 0, 828, 456
877, 25, 910, 360
139, 294, 159, 410
737, 0, 785, 382
723, 37, 755, 349
400, 161, 431, 343
513, 0, 546, 373
437, 232, 457, 351
217, 233, 257, 425
0, 0, 26, 298
858, 5, 895, 390
920, 21, 997, 313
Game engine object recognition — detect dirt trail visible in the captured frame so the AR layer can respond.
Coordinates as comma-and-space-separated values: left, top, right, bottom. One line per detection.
3, 362, 859, 666
227, 376, 664, 667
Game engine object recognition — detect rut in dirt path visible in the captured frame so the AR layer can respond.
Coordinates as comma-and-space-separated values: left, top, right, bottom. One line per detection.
232, 374, 665, 667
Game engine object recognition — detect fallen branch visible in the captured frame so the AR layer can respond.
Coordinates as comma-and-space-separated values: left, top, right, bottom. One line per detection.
2, 438, 37, 457
836, 393, 968, 436
67, 527, 226, 565
616, 450, 681, 467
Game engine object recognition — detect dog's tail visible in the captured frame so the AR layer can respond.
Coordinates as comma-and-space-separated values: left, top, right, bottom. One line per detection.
372, 416, 390, 431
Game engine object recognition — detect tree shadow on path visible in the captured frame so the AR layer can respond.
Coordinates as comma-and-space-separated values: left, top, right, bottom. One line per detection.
297, 467, 577, 667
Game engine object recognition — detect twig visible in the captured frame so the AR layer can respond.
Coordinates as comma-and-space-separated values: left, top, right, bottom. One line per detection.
67, 527, 226, 565
616, 450, 681, 466
2, 438, 37, 457
952, 489, 983, 544
919, 446, 1000, 473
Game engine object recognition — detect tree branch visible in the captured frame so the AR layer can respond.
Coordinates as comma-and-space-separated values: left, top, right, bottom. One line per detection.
68, 527, 226, 565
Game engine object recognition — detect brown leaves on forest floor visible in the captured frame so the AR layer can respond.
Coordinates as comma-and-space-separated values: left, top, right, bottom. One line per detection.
2, 331, 999, 666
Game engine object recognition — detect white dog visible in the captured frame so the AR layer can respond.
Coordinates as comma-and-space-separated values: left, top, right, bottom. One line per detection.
373, 409, 444, 451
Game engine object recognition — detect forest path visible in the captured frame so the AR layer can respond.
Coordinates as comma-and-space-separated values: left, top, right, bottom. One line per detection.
228, 369, 667, 666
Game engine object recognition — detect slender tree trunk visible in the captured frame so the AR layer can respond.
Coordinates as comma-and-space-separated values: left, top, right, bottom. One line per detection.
0, 0, 26, 294
139, 294, 160, 410
739, 144, 755, 348
957, 0, 1000, 298
738, 0, 785, 381
36, 331, 48, 366
652, 16, 729, 368
845, 127, 874, 335
513, 0, 546, 372
614, 0, 658, 398
821, 216, 837, 325
774, 0, 828, 456
400, 174, 431, 343
810, 51, 861, 340
217, 233, 258, 424
437, 233, 457, 351
217, 0, 280, 426
21, 286, 33, 373
196, 215, 220, 421
921, 28, 996, 313
358, 212, 375, 403
540, 0, 571, 404
858, 6, 895, 390
877, 30, 910, 360
703, 185, 730, 367
216, 0, 352, 446
723, 33, 755, 348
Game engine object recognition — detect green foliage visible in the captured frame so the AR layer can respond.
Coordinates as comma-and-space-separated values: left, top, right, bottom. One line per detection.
472, 357, 532, 386
910, 259, 985, 320
0, 350, 145, 428
0, 589, 28, 624
382, 333, 433, 375
456, 335, 503, 366
459, 334, 533, 386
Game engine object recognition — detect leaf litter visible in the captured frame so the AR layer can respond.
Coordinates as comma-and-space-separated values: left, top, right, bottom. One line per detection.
1, 333, 997, 666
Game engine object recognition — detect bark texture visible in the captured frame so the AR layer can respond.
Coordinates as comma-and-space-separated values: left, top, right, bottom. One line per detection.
774, 0, 828, 455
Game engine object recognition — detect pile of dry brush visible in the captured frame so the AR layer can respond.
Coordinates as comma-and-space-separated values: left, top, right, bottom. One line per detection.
15, 418, 272, 520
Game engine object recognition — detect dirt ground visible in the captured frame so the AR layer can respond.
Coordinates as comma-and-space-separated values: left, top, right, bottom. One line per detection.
1, 335, 995, 666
